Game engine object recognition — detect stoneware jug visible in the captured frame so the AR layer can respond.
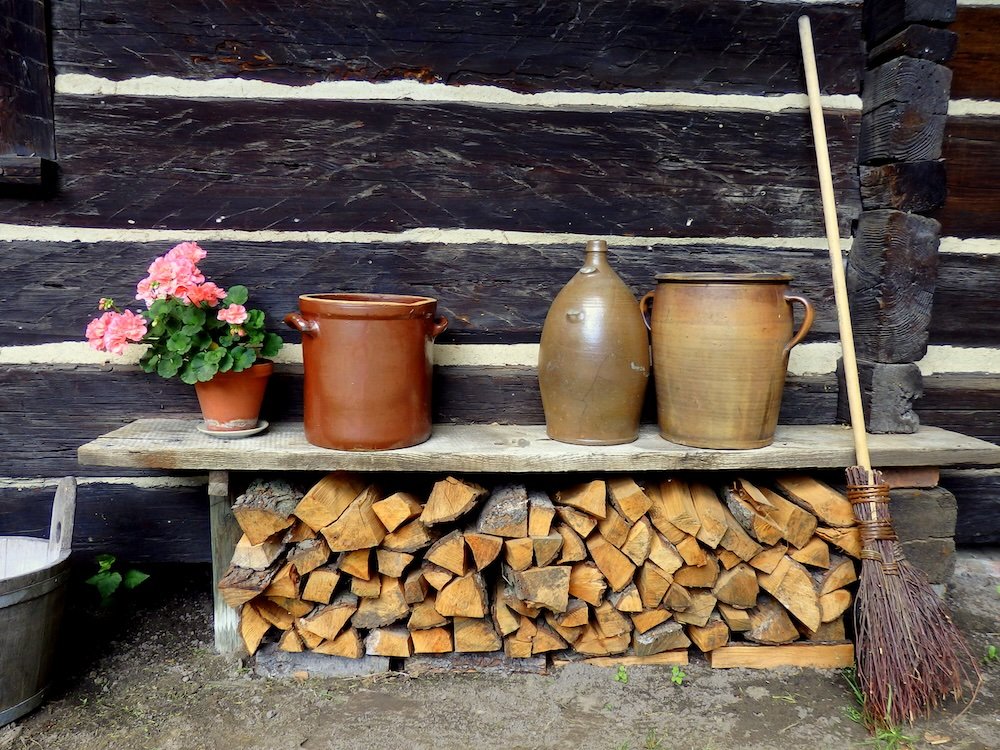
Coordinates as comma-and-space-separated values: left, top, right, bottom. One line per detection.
538, 240, 650, 445
640, 273, 814, 449
285, 293, 448, 450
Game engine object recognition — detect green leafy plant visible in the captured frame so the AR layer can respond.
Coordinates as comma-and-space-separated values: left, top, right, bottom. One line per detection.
643, 729, 663, 749
670, 664, 686, 686
86, 242, 282, 384
985, 644, 998, 665
85, 554, 150, 604
613, 664, 629, 684
842, 667, 915, 749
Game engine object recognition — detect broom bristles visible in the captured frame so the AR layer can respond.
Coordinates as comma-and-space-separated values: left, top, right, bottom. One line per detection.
847, 466, 980, 727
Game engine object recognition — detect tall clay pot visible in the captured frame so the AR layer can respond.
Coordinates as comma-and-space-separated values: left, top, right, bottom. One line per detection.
194, 360, 273, 432
538, 240, 650, 445
640, 273, 814, 449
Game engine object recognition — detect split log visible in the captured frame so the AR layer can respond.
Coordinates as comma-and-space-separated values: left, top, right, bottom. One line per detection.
555, 506, 599, 538
656, 478, 701, 536
608, 583, 643, 613
708, 643, 854, 669
531, 621, 569, 654
675, 535, 708, 567
723, 484, 784, 546
425, 530, 468, 575
533, 534, 563, 567
411, 626, 453, 654
233, 479, 302, 545
636, 562, 672, 609
746, 595, 799, 644
294, 472, 365, 532
755, 485, 818, 550
278, 628, 303, 653
436, 573, 489, 618
421, 476, 488, 526
218, 558, 283, 608
545, 611, 584, 646
465, 532, 504, 570
454, 616, 503, 652
351, 573, 382, 598
262, 561, 301, 600
663, 583, 693, 612
372, 491, 424, 532
574, 623, 630, 656
299, 593, 359, 641
597, 505, 631, 548
492, 581, 521, 636
296, 624, 324, 650
607, 477, 653, 523
673, 554, 720, 589
267, 597, 313, 618
621, 517, 653, 566
409, 593, 450, 630
321, 486, 387, 552
816, 554, 858, 596
376, 549, 415, 578
314, 628, 364, 658
231, 532, 285, 570
240, 603, 271, 655
647, 532, 684, 575
815, 526, 862, 559
365, 626, 413, 657
527, 491, 556, 537
287, 538, 330, 576
718, 603, 752, 632
352, 576, 409, 629
403, 569, 429, 604
476, 483, 529, 538
804, 617, 847, 642
282, 522, 315, 544
690, 482, 728, 548
712, 563, 759, 609
631, 608, 672, 634
421, 563, 454, 591
757, 556, 821, 632
556, 480, 607, 519
556, 524, 588, 564
717, 504, 764, 562
254, 598, 295, 630
568, 562, 608, 606
586, 534, 636, 592
819, 590, 852, 623
789, 537, 830, 569
513, 566, 571, 612
337, 549, 372, 580
748, 543, 787, 574
302, 566, 341, 604
594, 600, 632, 638
645, 484, 688, 543
773, 476, 855, 528
633, 620, 691, 656
717, 550, 743, 569
687, 614, 730, 653
503, 538, 535, 571
672, 590, 716, 627
554, 599, 590, 628
382, 519, 435, 553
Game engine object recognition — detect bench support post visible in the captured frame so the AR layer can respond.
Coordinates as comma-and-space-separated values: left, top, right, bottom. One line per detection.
209, 470, 245, 657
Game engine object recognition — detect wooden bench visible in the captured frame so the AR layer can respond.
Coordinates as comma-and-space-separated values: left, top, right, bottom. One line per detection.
78, 419, 1000, 656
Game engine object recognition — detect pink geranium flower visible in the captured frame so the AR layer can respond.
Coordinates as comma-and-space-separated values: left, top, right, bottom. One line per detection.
86, 310, 147, 354
85, 312, 114, 350
186, 281, 227, 307
218, 304, 248, 325
165, 241, 207, 264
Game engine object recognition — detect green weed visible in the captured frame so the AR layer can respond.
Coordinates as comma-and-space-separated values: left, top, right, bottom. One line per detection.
841, 668, 915, 750
614, 664, 629, 684
985, 644, 999, 665
85, 554, 149, 605
670, 664, 686, 686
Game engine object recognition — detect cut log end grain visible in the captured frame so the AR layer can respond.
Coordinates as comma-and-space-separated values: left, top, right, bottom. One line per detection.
231, 533, 285, 571
556, 524, 588, 564
240, 603, 271, 655
774, 475, 856, 528
586, 534, 636, 592
454, 617, 503, 653
476, 483, 529, 538
321, 485, 387, 552
436, 573, 489, 619
568, 562, 608, 607
527, 491, 556, 537
465, 532, 503, 571
607, 477, 653, 523
597, 505, 631, 548
314, 628, 364, 658
621, 517, 653, 566
657, 478, 701, 536
408, 593, 449, 631
301, 566, 341, 605
366, 626, 413, 657
232, 478, 304, 545
425, 529, 468, 576
294, 472, 365, 532
690, 482, 728, 548
633, 619, 690, 656
411, 626, 453, 654
372, 491, 424, 533
555, 506, 599, 538
382, 519, 435, 553
687, 615, 730, 653
556, 480, 607, 519
513, 566, 571, 613
421, 476, 488, 526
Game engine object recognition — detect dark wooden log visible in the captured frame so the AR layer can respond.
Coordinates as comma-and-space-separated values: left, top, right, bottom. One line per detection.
859, 161, 946, 212
917, 375, 1000, 445
847, 210, 939, 363
0, 482, 209, 562
836, 359, 922, 434
1, 96, 861, 236
939, 469, 1000, 544
860, 105, 946, 164
863, 0, 957, 47
862, 59, 951, 116
0, 240, 848, 346
867, 25, 957, 67
949, 6, 1000, 101
938, 115, 1000, 238
0, 0, 54, 158
49, 0, 864, 96
0, 156, 46, 186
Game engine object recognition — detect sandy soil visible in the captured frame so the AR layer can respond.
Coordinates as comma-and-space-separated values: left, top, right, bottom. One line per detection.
1, 549, 997, 750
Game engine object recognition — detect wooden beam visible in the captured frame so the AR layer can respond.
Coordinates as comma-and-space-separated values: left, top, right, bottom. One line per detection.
708, 643, 855, 669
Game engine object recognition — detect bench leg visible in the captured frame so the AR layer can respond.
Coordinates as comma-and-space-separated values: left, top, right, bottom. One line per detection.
209, 470, 245, 657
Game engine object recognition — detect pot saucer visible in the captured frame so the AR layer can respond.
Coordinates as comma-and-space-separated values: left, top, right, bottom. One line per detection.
196, 420, 269, 439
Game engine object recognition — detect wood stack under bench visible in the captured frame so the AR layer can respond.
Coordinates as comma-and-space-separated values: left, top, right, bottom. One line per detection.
78, 419, 1000, 669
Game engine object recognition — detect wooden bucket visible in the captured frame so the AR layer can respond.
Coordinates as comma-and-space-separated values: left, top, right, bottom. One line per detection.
0, 478, 75, 727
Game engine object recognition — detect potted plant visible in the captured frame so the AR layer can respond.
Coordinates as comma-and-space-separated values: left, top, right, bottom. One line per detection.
86, 241, 283, 434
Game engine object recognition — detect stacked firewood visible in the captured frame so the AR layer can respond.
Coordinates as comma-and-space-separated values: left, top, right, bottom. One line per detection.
218, 473, 860, 660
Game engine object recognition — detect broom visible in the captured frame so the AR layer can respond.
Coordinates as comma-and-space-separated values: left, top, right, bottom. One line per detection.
797, 15, 979, 727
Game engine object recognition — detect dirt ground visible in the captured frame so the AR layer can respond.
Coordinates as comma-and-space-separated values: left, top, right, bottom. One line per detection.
1, 549, 997, 750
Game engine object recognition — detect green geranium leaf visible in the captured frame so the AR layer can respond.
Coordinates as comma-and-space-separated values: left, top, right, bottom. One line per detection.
189, 352, 220, 382
86, 571, 122, 601
179, 365, 199, 385
218, 334, 233, 347
181, 305, 206, 327
230, 346, 256, 371
225, 285, 249, 306
262, 333, 283, 358
245, 309, 265, 328
218, 352, 235, 373
123, 569, 150, 590
157, 353, 182, 379
139, 353, 159, 373
166, 331, 192, 353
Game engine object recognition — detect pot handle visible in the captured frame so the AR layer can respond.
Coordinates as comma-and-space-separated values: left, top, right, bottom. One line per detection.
284, 312, 319, 337
430, 315, 449, 339
639, 291, 655, 332
783, 295, 815, 355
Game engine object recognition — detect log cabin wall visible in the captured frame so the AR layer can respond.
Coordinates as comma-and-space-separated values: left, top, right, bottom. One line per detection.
0, 0, 991, 560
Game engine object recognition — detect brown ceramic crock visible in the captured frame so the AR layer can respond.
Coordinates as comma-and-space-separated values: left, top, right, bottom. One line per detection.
285, 293, 448, 450
640, 273, 814, 449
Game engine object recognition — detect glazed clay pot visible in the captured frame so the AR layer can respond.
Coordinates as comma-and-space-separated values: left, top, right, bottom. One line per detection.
640, 273, 814, 449
285, 293, 448, 451
194, 361, 273, 431
538, 240, 650, 445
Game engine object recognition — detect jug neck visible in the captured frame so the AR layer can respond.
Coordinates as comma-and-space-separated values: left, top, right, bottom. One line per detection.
582, 239, 610, 273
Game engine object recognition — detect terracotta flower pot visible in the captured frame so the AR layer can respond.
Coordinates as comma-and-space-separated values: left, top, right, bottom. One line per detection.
194, 361, 273, 431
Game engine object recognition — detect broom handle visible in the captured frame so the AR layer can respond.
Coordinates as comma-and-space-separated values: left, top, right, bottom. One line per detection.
798, 15, 872, 475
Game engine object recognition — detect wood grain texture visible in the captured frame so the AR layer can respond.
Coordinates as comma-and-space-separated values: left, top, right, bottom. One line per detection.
0, 96, 861, 236
863, 0, 956, 47
0, 0, 54, 158
937, 116, 1000, 238
0, 483, 209, 562
837, 360, 922, 434
940, 469, 1000, 544
917, 375, 1000, 445
949, 6, 1000, 101
50, 0, 863, 96
859, 161, 946, 212
867, 25, 956, 67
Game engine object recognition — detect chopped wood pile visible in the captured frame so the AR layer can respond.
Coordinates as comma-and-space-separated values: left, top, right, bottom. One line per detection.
219, 473, 860, 663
